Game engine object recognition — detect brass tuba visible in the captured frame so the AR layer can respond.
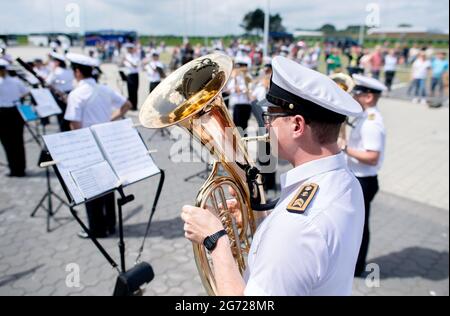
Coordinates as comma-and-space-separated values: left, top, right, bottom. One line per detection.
139, 53, 268, 296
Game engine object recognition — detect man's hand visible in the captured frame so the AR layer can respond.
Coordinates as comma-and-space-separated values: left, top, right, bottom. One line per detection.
181, 206, 224, 245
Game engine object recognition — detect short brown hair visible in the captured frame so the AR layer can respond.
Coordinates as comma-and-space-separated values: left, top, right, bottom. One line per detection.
309, 121, 342, 145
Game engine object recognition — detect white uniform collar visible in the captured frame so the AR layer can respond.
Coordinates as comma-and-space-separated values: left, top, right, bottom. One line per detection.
280, 153, 347, 189
79, 78, 96, 86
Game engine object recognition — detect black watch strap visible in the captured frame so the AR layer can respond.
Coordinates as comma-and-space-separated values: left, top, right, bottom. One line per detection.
203, 230, 227, 251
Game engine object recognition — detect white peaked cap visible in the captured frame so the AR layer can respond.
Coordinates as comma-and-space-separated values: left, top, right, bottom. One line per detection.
66, 53, 100, 68
270, 56, 363, 118
353, 74, 388, 93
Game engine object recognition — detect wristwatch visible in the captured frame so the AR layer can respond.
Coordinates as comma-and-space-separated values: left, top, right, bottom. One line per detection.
203, 230, 227, 252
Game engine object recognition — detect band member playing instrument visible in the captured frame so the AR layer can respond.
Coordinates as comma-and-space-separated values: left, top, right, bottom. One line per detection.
143, 52, 165, 93
122, 43, 140, 111
181, 57, 365, 296
227, 57, 253, 132
64, 53, 132, 239
46, 52, 74, 131
342, 74, 387, 277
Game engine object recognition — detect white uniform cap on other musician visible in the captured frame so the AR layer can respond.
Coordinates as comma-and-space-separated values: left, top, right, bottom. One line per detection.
234, 55, 251, 68
267, 56, 363, 122
49, 51, 66, 63
352, 74, 388, 94
123, 43, 136, 50
66, 53, 100, 68
0, 58, 10, 69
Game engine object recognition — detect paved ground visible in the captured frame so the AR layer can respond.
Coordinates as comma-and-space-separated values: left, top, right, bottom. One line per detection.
0, 47, 448, 296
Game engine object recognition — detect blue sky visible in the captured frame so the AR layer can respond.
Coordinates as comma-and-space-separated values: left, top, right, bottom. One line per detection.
0, 0, 448, 35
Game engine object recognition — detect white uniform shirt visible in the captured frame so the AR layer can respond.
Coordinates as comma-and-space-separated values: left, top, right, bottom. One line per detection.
227, 74, 251, 106
46, 67, 74, 92
0, 76, 29, 107
123, 53, 141, 74
244, 153, 364, 296
384, 55, 398, 72
34, 66, 50, 80
146, 60, 164, 83
64, 78, 126, 128
347, 107, 386, 177
251, 82, 267, 102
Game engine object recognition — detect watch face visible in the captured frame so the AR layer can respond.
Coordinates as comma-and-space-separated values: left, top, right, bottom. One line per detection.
204, 237, 214, 250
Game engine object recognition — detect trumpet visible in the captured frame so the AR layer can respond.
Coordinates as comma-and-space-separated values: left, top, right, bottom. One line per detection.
139, 53, 269, 296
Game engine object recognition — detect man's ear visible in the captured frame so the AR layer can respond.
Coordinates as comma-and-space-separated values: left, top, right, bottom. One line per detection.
293, 115, 307, 138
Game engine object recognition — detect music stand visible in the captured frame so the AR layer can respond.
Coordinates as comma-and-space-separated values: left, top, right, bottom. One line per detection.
42, 150, 165, 294
29, 125, 71, 232
16, 99, 68, 232
40, 120, 166, 294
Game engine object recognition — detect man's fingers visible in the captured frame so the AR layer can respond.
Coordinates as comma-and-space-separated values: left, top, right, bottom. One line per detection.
228, 186, 238, 197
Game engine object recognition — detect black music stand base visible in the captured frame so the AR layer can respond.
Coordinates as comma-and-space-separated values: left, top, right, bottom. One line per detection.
31, 160, 71, 232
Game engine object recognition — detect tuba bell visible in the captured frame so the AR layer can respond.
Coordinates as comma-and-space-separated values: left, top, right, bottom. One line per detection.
139, 53, 268, 296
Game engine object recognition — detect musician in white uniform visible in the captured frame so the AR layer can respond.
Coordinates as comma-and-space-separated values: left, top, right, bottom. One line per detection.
65, 53, 132, 238
181, 57, 365, 296
46, 52, 74, 131
144, 52, 165, 93
343, 74, 387, 277
122, 43, 140, 111
227, 56, 253, 132
0, 59, 30, 177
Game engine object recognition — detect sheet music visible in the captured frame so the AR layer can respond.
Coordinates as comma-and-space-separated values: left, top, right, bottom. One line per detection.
91, 119, 160, 186
30, 88, 62, 118
70, 161, 120, 200
43, 129, 106, 204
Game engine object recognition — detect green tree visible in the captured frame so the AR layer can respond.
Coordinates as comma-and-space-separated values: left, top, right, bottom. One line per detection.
319, 24, 337, 34
241, 9, 286, 35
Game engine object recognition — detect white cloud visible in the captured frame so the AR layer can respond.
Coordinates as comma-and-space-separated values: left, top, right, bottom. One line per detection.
0, 0, 448, 35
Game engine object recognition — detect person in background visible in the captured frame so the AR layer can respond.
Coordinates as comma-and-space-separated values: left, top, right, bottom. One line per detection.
347, 45, 363, 76
408, 43, 420, 65
344, 74, 387, 277
0, 59, 30, 177
181, 42, 194, 65
369, 46, 384, 80
144, 52, 165, 94
65, 53, 132, 239
326, 47, 342, 75
122, 43, 141, 111
46, 52, 74, 131
430, 52, 449, 99
383, 49, 398, 94
408, 51, 431, 104
227, 58, 253, 133
33, 58, 50, 79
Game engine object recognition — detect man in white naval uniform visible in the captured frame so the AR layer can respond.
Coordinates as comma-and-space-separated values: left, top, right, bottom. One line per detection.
180, 56, 365, 296
343, 74, 387, 277
65, 53, 131, 239
46, 52, 74, 131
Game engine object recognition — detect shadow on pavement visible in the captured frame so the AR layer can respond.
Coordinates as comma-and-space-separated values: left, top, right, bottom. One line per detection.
0, 265, 44, 287
370, 247, 449, 281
